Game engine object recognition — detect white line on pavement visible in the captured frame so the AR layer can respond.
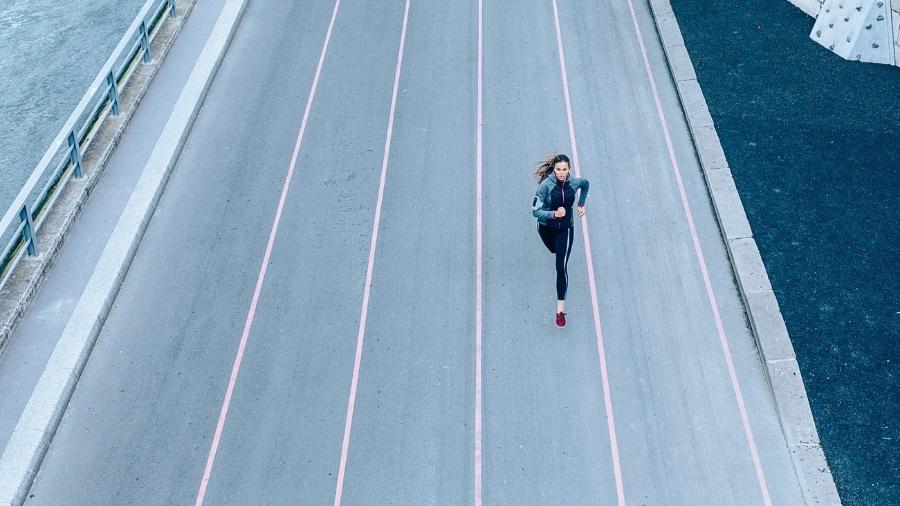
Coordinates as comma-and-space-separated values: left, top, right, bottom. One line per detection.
474, 0, 485, 503
332, 1, 412, 504
193, 0, 343, 503
550, 0, 626, 503
621, 0, 772, 502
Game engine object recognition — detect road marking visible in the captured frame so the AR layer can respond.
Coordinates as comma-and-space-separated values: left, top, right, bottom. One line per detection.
193, 0, 344, 503
620, 0, 772, 503
550, 0, 626, 503
332, 0, 411, 503
474, 0, 484, 503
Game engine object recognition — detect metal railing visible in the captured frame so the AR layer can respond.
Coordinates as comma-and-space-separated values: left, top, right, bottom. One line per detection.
0, 0, 177, 292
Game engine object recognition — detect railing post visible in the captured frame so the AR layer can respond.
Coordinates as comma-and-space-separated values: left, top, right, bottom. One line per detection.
67, 131, 84, 178
140, 21, 152, 63
167, 0, 176, 17
106, 71, 121, 115
19, 205, 39, 256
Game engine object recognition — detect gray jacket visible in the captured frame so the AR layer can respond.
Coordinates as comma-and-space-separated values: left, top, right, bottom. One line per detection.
532, 174, 590, 227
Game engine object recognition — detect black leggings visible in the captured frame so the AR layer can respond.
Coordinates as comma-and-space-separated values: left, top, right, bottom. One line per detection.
538, 224, 575, 301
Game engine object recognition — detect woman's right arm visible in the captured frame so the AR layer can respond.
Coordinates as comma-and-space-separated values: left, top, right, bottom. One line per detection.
532, 185, 555, 220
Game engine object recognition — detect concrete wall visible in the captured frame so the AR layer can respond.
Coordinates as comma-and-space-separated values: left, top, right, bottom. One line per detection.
788, 0, 900, 66
895, 0, 900, 65
791, 0, 823, 16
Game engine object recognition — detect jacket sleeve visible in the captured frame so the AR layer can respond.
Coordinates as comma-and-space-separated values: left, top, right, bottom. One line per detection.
532, 184, 555, 220
575, 178, 590, 206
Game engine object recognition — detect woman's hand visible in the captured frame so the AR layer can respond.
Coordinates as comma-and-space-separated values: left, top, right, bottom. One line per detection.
577, 206, 585, 217
554, 207, 566, 218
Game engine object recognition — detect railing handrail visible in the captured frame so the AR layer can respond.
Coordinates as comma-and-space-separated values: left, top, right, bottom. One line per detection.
0, 0, 176, 291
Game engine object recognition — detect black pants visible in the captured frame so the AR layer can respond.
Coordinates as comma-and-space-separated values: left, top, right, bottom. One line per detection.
538, 224, 574, 301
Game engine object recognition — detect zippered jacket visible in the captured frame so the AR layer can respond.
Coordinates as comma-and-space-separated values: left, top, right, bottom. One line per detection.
532, 173, 590, 228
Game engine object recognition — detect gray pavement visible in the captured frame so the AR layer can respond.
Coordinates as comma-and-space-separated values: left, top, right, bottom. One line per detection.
8, 0, 816, 504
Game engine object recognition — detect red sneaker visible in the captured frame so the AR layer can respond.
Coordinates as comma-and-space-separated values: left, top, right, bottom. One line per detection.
555, 312, 567, 328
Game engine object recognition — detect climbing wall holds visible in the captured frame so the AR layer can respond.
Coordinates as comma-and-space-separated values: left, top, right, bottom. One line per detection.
810, 0, 896, 65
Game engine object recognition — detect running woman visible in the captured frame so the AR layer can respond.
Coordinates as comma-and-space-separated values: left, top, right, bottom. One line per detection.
532, 153, 589, 328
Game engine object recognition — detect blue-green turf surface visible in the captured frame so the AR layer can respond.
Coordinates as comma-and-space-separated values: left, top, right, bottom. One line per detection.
667, 0, 899, 503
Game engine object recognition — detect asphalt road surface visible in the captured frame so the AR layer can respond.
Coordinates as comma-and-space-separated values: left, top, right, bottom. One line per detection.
25, 0, 807, 504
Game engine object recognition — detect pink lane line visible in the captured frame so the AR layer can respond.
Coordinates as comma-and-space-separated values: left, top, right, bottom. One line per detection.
193, 0, 344, 504
621, 0, 772, 503
550, 0, 625, 504
474, 0, 484, 503
332, 0, 411, 504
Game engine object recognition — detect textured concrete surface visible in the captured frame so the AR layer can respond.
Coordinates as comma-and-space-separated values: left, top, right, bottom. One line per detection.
789, 0, 900, 66
894, 0, 900, 65
811, 0, 895, 65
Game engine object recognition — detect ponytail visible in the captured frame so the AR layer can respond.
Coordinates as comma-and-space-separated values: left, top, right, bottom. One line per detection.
533, 153, 570, 182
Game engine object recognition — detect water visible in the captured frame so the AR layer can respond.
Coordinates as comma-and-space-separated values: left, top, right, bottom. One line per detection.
0, 0, 146, 215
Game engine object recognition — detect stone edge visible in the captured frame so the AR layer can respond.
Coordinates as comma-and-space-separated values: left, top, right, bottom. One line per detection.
647, 0, 841, 503
0, 0, 199, 358
0, 0, 248, 503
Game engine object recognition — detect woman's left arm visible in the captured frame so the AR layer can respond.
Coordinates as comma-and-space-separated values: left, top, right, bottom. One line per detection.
574, 178, 589, 217
576, 178, 590, 206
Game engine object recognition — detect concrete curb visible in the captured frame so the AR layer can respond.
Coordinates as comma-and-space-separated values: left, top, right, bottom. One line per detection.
0, 0, 198, 358
646, 0, 841, 503
0, 0, 247, 503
